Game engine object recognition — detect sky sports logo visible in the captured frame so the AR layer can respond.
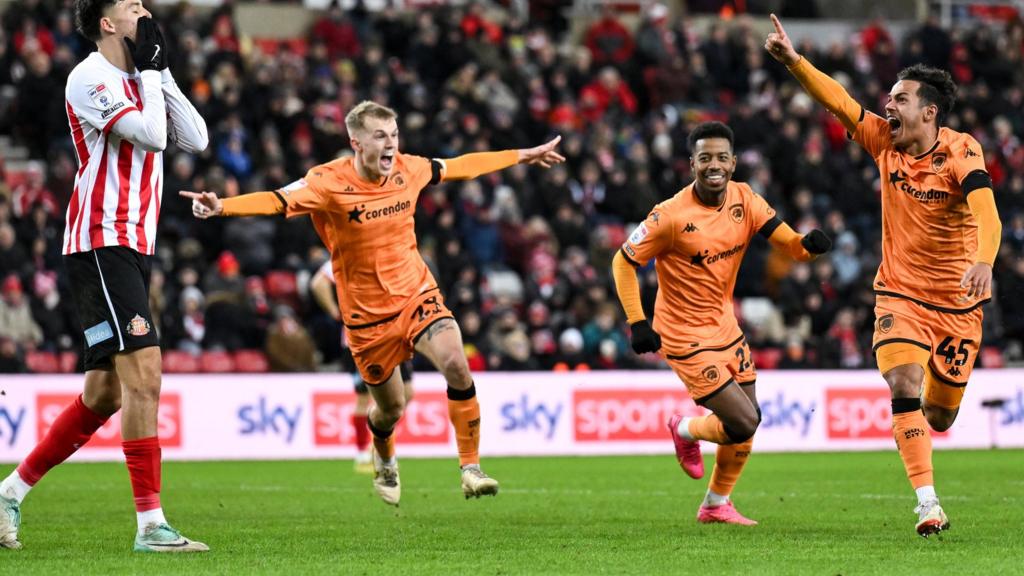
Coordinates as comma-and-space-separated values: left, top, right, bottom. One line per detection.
312, 391, 449, 445
573, 389, 702, 442
36, 393, 182, 448
826, 389, 948, 439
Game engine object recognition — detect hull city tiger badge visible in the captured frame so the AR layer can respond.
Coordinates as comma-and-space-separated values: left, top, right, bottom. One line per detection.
729, 203, 745, 223
878, 314, 894, 334
127, 314, 151, 337
702, 365, 720, 384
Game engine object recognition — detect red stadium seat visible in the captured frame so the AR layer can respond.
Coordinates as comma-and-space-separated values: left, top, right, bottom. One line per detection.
200, 351, 236, 373
163, 350, 201, 373
25, 351, 59, 373
233, 349, 269, 373
751, 348, 783, 370
980, 346, 1005, 369
265, 270, 298, 305
58, 350, 78, 373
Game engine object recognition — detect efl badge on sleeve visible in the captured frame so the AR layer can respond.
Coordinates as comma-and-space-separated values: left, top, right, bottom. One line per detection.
88, 83, 113, 109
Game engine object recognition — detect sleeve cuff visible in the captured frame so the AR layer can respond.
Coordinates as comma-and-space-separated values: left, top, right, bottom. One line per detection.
961, 170, 992, 198
758, 216, 783, 239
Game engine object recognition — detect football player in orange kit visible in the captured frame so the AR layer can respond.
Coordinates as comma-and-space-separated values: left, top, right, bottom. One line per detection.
767, 14, 1002, 536
612, 121, 832, 526
184, 101, 564, 506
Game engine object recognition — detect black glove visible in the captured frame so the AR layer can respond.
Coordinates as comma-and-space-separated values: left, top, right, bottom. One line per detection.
152, 21, 169, 71
124, 17, 163, 72
629, 320, 662, 354
801, 229, 832, 255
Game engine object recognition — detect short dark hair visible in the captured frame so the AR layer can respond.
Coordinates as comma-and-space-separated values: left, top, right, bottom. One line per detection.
896, 64, 957, 126
687, 121, 734, 155
74, 0, 117, 42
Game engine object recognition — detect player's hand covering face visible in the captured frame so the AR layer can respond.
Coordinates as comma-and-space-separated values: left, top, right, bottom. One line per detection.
884, 80, 936, 150
353, 117, 399, 179
690, 137, 736, 195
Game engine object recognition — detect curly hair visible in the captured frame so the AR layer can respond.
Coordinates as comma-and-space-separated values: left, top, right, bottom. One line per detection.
896, 64, 957, 126
74, 0, 117, 42
687, 121, 734, 155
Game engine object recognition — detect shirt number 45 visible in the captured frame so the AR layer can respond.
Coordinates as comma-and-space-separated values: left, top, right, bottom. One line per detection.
936, 336, 973, 367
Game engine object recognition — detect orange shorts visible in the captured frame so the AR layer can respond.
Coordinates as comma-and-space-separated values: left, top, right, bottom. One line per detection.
664, 335, 756, 403
346, 288, 454, 384
872, 294, 983, 391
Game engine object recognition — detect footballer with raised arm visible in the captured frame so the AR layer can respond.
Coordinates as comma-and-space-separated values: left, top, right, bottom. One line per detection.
184, 101, 564, 506
767, 14, 1002, 536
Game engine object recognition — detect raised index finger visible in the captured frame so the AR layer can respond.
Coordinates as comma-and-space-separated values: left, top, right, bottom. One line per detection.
179, 190, 201, 199
770, 13, 786, 36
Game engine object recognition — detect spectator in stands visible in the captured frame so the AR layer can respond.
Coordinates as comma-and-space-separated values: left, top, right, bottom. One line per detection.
311, 1, 361, 61
265, 305, 316, 372
28, 270, 68, 352
0, 275, 42, 353
0, 222, 28, 278
10, 162, 57, 219
0, 337, 25, 373
584, 6, 633, 67
175, 286, 206, 355
579, 67, 637, 123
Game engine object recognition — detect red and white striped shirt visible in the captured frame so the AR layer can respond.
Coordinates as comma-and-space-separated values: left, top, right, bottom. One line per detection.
63, 53, 165, 255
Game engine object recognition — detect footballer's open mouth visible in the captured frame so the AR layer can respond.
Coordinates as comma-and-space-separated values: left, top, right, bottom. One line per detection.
704, 172, 727, 186
380, 151, 395, 171
886, 116, 902, 136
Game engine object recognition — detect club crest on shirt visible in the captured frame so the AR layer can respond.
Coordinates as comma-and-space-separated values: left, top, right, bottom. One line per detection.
126, 314, 151, 337
628, 223, 649, 245
729, 203, 745, 224
88, 83, 113, 109
878, 314, 894, 334
701, 365, 720, 384
931, 152, 947, 172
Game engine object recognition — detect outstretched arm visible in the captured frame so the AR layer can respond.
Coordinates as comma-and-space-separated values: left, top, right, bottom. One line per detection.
180, 190, 285, 218
765, 14, 862, 132
766, 220, 832, 261
439, 136, 565, 181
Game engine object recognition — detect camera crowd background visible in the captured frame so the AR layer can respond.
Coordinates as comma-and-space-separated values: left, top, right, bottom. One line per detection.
1, 0, 1023, 373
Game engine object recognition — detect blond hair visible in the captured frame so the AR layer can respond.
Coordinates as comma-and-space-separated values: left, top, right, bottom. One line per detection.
345, 101, 398, 136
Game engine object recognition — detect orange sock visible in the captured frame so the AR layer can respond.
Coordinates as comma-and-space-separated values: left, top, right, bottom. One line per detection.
367, 415, 396, 460
892, 399, 933, 489
708, 437, 754, 496
448, 385, 481, 467
687, 414, 732, 444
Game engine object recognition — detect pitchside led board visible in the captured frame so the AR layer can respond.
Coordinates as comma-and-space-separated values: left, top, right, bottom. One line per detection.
0, 371, 1021, 462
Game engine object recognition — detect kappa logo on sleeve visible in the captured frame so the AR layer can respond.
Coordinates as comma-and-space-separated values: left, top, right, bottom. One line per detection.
627, 223, 649, 245
279, 179, 307, 196
88, 83, 114, 109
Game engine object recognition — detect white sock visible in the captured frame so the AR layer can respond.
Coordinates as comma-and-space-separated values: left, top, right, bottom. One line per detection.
137, 508, 167, 535
461, 463, 481, 472
702, 490, 730, 507
0, 471, 32, 504
677, 417, 695, 440
915, 486, 937, 505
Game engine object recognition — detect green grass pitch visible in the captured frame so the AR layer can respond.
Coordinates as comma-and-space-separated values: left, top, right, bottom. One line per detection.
2, 450, 1021, 575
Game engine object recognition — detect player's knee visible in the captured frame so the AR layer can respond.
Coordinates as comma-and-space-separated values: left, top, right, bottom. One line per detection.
923, 405, 956, 432
438, 352, 472, 389
724, 414, 759, 444
884, 368, 922, 398
84, 388, 121, 417
376, 395, 406, 424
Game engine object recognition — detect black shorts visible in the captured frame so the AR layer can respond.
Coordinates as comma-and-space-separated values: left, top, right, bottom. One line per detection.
351, 360, 413, 394
64, 246, 159, 371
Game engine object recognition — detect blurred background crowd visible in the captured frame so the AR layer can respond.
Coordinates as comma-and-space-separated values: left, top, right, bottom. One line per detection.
1, 0, 1022, 373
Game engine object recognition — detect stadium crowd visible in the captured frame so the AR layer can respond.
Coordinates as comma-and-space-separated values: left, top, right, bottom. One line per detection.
1, 0, 1023, 373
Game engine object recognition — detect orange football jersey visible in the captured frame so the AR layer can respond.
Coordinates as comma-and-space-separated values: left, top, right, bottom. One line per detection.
277, 152, 439, 327
852, 113, 992, 311
622, 181, 778, 353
